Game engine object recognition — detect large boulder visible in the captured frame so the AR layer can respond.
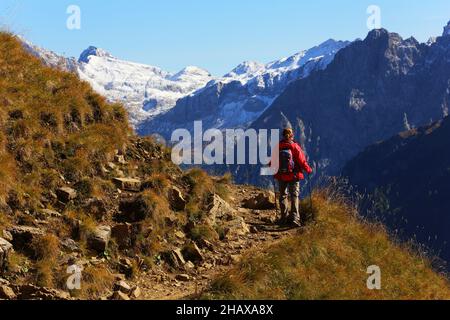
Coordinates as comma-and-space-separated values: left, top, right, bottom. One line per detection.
113, 178, 141, 192
111, 223, 133, 249
203, 194, 250, 239
205, 194, 236, 226
56, 187, 77, 203
7, 226, 45, 255
87, 226, 111, 253
182, 241, 204, 264
223, 216, 250, 239
168, 186, 186, 211
242, 192, 276, 210
118, 195, 152, 222
0, 238, 13, 272
163, 249, 186, 269
114, 280, 132, 295
60, 238, 81, 253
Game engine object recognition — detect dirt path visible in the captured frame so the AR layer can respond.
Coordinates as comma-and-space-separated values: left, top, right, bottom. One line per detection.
136, 185, 299, 300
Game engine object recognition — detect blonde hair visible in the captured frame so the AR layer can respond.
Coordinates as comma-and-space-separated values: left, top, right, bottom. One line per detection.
283, 128, 294, 139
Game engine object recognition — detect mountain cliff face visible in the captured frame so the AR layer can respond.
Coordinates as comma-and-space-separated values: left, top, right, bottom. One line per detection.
22, 38, 349, 132
20, 41, 214, 126
137, 40, 350, 137
76, 47, 213, 125
342, 116, 450, 265
234, 28, 450, 186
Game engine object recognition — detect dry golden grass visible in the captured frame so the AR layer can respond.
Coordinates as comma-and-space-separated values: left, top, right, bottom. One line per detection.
189, 224, 219, 242
31, 234, 60, 287
0, 153, 16, 205
0, 32, 131, 209
133, 190, 179, 256
75, 265, 115, 299
142, 173, 171, 196
204, 190, 450, 300
6, 251, 30, 276
183, 169, 233, 223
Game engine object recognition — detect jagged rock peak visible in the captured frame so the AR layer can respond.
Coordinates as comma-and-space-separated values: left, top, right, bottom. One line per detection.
443, 20, 450, 37
365, 28, 404, 43
79, 46, 113, 63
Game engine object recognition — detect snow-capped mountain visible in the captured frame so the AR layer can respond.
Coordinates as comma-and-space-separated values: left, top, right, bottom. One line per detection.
76, 47, 214, 125
223, 39, 350, 86
19, 38, 214, 126
138, 39, 351, 137
19, 36, 349, 133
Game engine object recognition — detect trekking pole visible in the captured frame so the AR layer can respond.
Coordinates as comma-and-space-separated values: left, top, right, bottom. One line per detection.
273, 177, 278, 210
308, 175, 315, 222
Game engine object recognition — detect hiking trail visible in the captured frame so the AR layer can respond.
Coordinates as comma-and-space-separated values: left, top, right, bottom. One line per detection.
136, 185, 300, 300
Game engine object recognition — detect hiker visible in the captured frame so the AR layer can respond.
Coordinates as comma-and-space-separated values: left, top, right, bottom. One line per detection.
273, 128, 313, 227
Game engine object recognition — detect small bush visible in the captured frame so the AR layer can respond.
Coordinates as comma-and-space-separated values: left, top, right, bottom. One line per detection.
183, 168, 214, 202
31, 234, 60, 287
141, 173, 170, 195
188, 224, 219, 242
76, 265, 114, 299
74, 178, 94, 200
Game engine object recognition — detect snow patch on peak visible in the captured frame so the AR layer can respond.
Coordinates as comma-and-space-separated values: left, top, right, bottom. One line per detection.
220, 39, 351, 86
140, 38, 353, 136
427, 37, 437, 46
266, 51, 305, 71
76, 48, 214, 125
79, 46, 114, 63
171, 66, 211, 81
225, 61, 266, 78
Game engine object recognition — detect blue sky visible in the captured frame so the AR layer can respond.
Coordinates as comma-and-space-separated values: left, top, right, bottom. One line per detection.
1, 0, 450, 75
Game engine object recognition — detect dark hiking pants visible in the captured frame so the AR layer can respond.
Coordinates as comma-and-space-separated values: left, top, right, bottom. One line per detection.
279, 180, 301, 223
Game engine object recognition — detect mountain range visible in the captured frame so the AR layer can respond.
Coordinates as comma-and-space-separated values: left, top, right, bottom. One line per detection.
231, 25, 450, 187
21, 38, 214, 126
137, 39, 350, 136
20, 37, 350, 129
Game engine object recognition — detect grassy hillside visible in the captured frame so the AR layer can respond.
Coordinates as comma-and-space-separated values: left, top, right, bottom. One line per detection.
203, 189, 450, 300
0, 32, 131, 209
0, 33, 232, 299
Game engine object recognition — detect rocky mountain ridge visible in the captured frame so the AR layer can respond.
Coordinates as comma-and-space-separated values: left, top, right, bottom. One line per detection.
343, 116, 450, 266
230, 26, 450, 187
138, 39, 350, 136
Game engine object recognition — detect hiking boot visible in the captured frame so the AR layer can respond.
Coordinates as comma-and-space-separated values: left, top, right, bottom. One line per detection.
291, 219, 304, 228
278, 217, 289, 226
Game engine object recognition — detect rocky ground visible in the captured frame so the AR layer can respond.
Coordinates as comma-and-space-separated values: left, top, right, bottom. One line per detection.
136, 185, 298, 300
0, 145, 300, 300
0, 33, 304, 300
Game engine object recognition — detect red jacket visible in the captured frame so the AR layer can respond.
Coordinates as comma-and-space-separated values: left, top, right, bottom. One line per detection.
274, 140, 313, 182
